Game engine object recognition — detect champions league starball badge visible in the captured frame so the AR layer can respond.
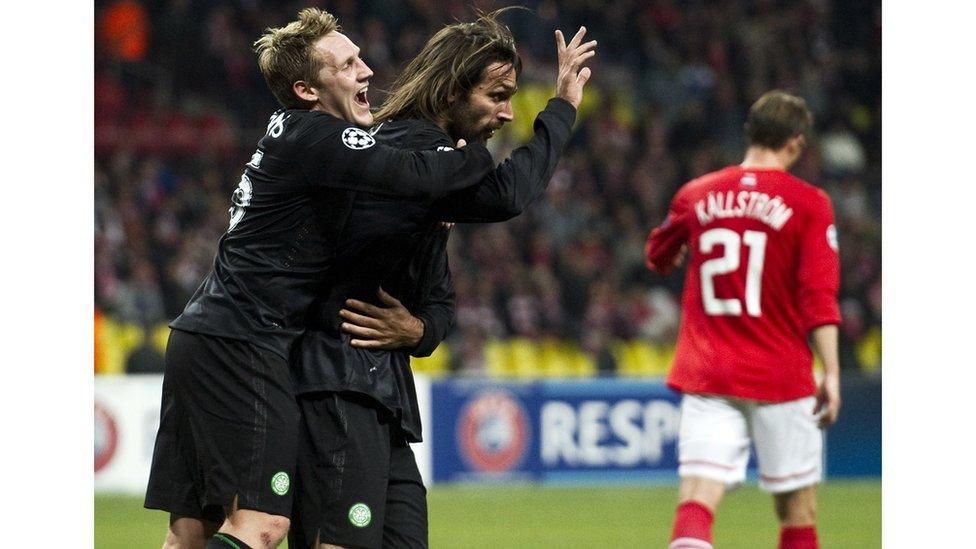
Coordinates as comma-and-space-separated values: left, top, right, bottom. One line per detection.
341, 127, 376, 150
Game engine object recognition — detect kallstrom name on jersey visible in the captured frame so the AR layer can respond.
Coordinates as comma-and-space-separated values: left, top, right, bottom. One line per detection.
695, 190, 794, 231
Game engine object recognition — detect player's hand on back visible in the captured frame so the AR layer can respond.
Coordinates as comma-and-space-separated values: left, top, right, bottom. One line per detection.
554, 27, 597, 109
813, 373, 841, 428
340, 288, 425, 350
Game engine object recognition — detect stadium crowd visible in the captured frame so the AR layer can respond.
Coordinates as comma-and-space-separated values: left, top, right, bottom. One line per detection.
94, 0, 880, 375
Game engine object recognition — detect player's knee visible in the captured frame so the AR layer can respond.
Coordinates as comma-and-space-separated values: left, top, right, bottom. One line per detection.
257, 515, 290, 547
165, 516, 215, 548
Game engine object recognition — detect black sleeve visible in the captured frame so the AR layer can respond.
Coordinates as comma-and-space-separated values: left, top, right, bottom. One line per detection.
299, 119, 493, 200
410, 236, 457, 358
428, 98, 577, 222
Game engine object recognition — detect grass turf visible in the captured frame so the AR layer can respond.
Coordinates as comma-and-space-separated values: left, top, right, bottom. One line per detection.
96, 481, 879, 548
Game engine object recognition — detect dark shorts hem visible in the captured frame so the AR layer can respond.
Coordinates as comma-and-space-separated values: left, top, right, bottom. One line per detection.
145, 330, 299, 525
289, 392, 427, 549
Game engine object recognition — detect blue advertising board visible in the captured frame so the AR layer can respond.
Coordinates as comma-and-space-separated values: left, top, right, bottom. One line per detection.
430, 378, 691, 484
428, 374, 881, 484
430, 379, 541, 483
538, 379, 683, 484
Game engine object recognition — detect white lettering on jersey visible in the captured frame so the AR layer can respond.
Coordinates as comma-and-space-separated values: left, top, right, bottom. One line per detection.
342, 127, 376, 150
227, 174, 252, 232
266, 112, 287, 138
694, 191, 793, 231
436, 146, 455, 152
248, 150, 264, 168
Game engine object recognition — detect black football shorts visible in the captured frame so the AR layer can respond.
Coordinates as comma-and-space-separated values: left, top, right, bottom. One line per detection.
288, 392, 427, 549
144, 329, 300, 522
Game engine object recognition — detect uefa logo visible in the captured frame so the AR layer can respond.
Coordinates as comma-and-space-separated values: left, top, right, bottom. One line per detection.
94, 402, 118, 473
457, 390, 529, 473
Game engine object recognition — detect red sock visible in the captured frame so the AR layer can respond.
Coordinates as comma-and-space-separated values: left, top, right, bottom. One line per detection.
779, 526, 818, 549
670, 501, 714, 548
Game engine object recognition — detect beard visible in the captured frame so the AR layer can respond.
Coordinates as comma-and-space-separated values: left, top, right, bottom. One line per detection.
445, 101, 496, 144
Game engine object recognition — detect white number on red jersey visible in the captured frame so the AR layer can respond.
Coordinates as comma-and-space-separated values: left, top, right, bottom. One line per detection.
699, 228, 767, 317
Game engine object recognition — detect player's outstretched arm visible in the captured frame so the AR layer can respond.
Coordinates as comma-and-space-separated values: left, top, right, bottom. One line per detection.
302, 122, 494, 200
429, 27, 596, 223
811, 324, 841, 428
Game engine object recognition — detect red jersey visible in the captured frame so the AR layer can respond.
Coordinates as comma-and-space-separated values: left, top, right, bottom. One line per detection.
646, 166, 840, 402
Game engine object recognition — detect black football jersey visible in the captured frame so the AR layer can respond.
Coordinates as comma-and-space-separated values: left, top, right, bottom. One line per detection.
169, 109, 494, 359
292, 98, 578, 441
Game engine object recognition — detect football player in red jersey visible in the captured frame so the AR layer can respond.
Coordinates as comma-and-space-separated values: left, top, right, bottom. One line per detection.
646, 90, 841, 549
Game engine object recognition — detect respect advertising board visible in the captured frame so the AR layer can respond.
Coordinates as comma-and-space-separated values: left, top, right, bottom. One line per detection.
429, 379, 685, 484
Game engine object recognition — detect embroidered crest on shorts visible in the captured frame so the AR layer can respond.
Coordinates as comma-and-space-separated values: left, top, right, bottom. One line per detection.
342, 127, 376, 150
270, 471, 290, 495
348, 502, 372, 527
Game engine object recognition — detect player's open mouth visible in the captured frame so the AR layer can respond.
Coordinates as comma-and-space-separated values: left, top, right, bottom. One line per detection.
355, 86, 369, 109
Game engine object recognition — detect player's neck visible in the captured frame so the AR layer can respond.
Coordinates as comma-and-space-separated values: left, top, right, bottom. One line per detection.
740, 146, 790, 171
436, 118, 450, 135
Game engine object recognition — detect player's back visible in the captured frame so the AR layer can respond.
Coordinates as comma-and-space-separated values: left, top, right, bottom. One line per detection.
646, 166, 840, 402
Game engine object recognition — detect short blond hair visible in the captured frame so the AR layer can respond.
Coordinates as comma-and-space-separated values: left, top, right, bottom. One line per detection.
253, 8, 341, 109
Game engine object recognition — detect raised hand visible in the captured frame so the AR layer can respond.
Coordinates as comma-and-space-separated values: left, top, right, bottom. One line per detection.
554, 26, 597, 109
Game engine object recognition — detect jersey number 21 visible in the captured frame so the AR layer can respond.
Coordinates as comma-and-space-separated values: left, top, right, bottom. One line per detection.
699, 228, 767, 317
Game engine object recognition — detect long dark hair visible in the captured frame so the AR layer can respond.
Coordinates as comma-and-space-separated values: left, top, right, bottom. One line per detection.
374, 7, 524, 124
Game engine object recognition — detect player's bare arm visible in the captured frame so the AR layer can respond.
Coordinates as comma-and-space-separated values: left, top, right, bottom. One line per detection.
811, 324, 841, 428
340, 288, 425, 350
554, 27, 596, 109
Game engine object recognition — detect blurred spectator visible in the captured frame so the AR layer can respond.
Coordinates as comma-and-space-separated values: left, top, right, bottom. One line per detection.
95, 0, 881, 375
125, 325, 167, 374
98, 0, 149, 62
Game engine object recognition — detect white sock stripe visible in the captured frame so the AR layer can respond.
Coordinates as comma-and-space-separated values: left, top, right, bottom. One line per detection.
669, 538, 714, 549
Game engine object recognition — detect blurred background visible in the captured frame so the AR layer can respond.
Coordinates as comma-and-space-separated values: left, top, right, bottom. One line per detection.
94, 1, 881, 547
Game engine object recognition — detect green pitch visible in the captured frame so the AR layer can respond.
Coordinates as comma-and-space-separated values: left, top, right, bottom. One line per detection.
95, 481, 880, 548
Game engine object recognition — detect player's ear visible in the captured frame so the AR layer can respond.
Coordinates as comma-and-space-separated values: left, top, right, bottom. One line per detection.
796, 134, 807, 151
293, 80, 319, 103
